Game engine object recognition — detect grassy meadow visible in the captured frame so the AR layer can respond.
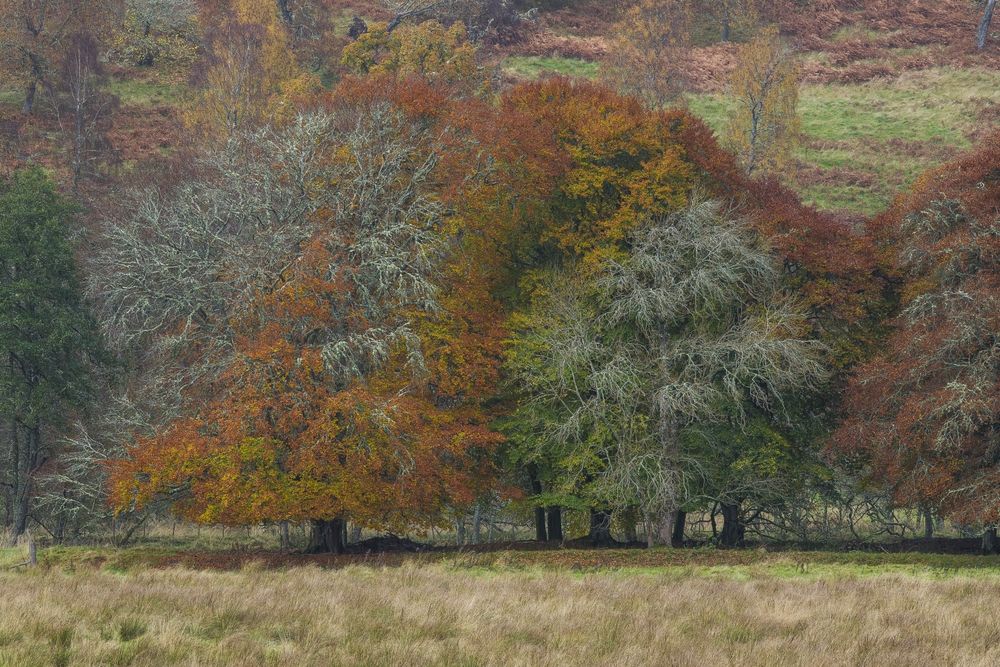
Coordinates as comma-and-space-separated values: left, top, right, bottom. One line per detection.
3, 545, 1000, 666
687, 67, 1000, 215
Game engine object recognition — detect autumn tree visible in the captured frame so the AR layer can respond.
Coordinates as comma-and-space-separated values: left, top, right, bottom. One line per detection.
0, 168, 102, 544
94, 97, 509, 552
0, 0, 106, 113
507, 201, 826, 546
341, 20, 481, 88
604, 0, 692, 107
188, 0, 318, 139
497, 80, 709, 540
52, 32, 120, 193
108, 0, 198, 68
831, 134, 1000, 547
499, 78, 881, 545
724, 26, 800, 177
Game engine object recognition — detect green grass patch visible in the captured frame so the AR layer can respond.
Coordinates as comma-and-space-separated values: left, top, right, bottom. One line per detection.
798, 183, 892, 217
0, 88, 21, 107
686, 67, 1000, 215
107, 78, 187, 107
503, 55, 600, 80
829, 25, 892, 43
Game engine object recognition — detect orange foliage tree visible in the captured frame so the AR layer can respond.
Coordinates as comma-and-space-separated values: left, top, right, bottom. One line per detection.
100, 74, 560, 551
831, 133, 1000, 540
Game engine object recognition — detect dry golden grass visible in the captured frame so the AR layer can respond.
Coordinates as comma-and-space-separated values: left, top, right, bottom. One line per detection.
3, 559, 1000, 666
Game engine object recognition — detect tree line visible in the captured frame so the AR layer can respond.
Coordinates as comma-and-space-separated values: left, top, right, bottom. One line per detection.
0, 0, 997, 552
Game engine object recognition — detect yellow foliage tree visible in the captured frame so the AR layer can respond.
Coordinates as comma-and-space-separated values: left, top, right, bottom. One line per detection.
724, 25, 800, 177
341, 20, 479, 87
188, 0, 318, 138
604, 0, 692, 108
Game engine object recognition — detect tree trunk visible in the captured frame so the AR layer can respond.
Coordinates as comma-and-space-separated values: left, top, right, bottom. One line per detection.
719, 502, 745, 547
530, 472, 547, 541
923, 507, 934, 540
8, 490, 29, 547
622, 506, 638, 544
4, 416, 18, 536
978, 0, 997, 49
588, 509, 615, 547
472, 505, 482, 544
534, 507, 548, 542
279, 521, 290, 550
26, 533, 36, 566
546, 506, 563, 542
7, 425, 38, 547
983, 527, 998, 554
671, 510, 687, 548
655, 511, 674, 546
22, 80, 37, 114
308, 518, 346, 554
455, 518, 466, 546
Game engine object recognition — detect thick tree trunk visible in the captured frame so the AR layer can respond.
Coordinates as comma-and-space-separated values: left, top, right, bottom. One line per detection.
308, 518, 346, 554
534, 507, 547, 542
279, 521, 291, 549
22, 80, 37, 114
8, 486, 30, 547
588, 509, 615, 547
923, 507, 934, 540
623, 506, 638, 544
455, 518, 466, 546
719, 502, 745, 547
671, 510, 687, 548
983, 527, 998, 554
546, 506, 563, 542
655, 511, 674, 546
654, 509, 687, 547
978, 0, 997, 50
7, 425, 38, 547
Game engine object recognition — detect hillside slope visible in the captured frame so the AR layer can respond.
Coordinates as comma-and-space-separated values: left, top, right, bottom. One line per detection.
502, 0, 1000, 217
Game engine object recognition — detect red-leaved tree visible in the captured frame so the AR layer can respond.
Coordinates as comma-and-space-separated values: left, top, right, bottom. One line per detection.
832, 132, 1000, 533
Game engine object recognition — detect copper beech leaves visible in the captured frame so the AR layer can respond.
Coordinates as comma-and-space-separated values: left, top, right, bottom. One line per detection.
830, 132, 1000, 524
101, 74, 561, 530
